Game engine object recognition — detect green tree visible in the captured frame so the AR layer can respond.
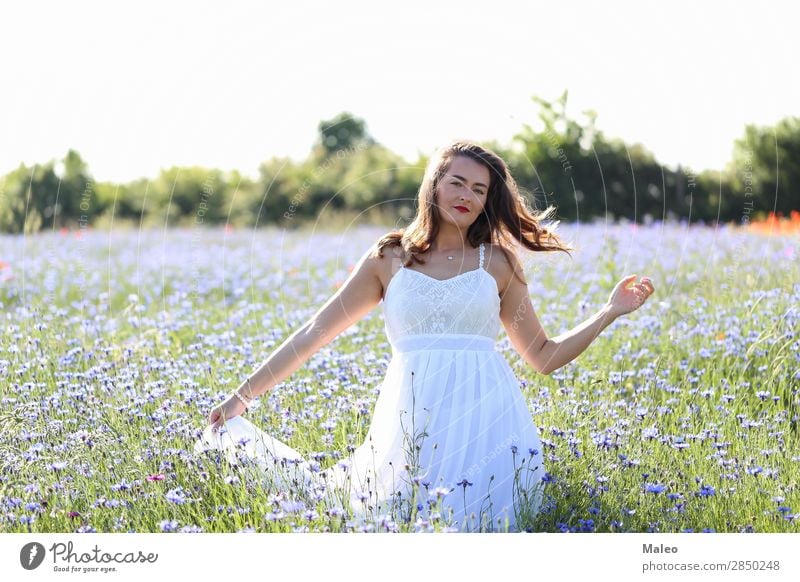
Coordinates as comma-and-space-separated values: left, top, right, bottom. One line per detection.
147, 166, 231, 227
55, 149, 95, 227
312, 112, 376, 159
728, 116, 800, 218
511, 90, 700, 223
0, 164, 42, 233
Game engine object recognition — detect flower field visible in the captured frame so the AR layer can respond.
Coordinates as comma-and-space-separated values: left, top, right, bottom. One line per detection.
0, 219, 798, 533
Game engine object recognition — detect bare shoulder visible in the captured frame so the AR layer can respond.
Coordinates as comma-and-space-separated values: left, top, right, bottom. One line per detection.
484, 243, 527, 294
367, 234, 405, 264
367, 234, 406, 298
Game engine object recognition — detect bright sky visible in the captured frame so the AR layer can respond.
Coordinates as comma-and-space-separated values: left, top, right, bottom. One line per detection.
1, 0, 798, 183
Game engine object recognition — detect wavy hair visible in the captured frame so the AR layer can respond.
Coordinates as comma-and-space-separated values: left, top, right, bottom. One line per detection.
373, 140, 574, 285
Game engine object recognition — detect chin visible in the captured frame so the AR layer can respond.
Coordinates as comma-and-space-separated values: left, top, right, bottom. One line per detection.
446, 216, 472, 227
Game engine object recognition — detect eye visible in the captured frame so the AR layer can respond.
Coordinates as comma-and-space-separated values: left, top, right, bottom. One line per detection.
452, 181, 485, 195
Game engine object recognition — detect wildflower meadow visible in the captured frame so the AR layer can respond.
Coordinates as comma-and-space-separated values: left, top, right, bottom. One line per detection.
0, 217, 798, 533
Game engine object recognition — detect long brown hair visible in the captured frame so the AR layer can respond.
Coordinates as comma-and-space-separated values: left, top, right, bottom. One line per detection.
373, 140, 574, 285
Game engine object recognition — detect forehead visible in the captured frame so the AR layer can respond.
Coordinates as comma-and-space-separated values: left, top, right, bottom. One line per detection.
446, 155, 490, 185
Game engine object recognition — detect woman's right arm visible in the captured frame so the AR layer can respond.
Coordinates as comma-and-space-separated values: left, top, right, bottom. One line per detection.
233, 242, 385, 402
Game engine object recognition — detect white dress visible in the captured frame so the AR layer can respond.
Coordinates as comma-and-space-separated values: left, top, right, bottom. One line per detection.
194, 242, 546, 532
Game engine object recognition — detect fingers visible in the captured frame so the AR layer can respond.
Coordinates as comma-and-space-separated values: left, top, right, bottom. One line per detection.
209, 410, 223, 432
631, 277, 655, 307
209, 407, 230, 432
627, 275, 654, 295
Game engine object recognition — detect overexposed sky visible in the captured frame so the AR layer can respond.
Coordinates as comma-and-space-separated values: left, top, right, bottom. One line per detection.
1, 0, 798, 182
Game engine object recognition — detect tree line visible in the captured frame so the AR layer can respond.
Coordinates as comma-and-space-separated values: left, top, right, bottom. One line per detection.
1, 92, 797, 233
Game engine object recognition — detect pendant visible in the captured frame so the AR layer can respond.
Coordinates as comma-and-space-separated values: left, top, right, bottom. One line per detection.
447, 256, 454, 260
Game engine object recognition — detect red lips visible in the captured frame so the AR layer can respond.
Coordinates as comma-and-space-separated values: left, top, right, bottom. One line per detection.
454, 205, 469, 213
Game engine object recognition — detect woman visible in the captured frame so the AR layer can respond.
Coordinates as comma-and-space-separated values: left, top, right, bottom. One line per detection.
195, 140, 655, 532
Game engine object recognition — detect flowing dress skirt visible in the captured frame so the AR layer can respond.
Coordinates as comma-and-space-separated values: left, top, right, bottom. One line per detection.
195, 333, 546, 532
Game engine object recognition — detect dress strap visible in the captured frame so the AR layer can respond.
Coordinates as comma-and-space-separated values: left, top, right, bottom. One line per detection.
479, 242, 485, 269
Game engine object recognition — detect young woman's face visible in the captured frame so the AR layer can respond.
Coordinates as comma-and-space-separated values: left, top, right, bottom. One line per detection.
435, 155, 491, 227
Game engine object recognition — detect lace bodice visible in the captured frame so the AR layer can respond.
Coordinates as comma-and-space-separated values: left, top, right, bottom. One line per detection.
382, 242, 501, 343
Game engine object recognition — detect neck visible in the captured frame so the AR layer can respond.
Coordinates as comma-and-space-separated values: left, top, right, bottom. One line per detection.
431, 223, 470, 253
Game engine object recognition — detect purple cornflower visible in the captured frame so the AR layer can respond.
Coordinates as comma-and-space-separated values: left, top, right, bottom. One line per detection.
642, 427, 659, 440
111, 479, 133, 492
304, 509, 319, 521
165, 488, 187, 504
265, 510, 286, 522
698, 484, 716, 497
432, 487, 451, 498
279, 499, 305, 513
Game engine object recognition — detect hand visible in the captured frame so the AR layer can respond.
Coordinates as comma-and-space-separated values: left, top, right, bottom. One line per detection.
606, 274, 655, 318
207, 392, 248, 431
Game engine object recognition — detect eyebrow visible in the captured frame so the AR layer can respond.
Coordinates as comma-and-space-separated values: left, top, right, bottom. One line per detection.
451, 174, 488, 190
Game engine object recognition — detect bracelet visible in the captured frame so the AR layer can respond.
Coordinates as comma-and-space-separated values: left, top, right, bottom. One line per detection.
233, 379, 255, 409
233, 390, 251, 408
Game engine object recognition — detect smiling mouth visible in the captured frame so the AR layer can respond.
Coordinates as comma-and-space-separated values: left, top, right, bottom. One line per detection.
454, 206, 469, 213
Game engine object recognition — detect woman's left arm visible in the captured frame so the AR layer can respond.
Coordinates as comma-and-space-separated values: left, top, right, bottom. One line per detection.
539, 274, 655, 374
499, 248, 654, 375
537, 304, 618, 375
